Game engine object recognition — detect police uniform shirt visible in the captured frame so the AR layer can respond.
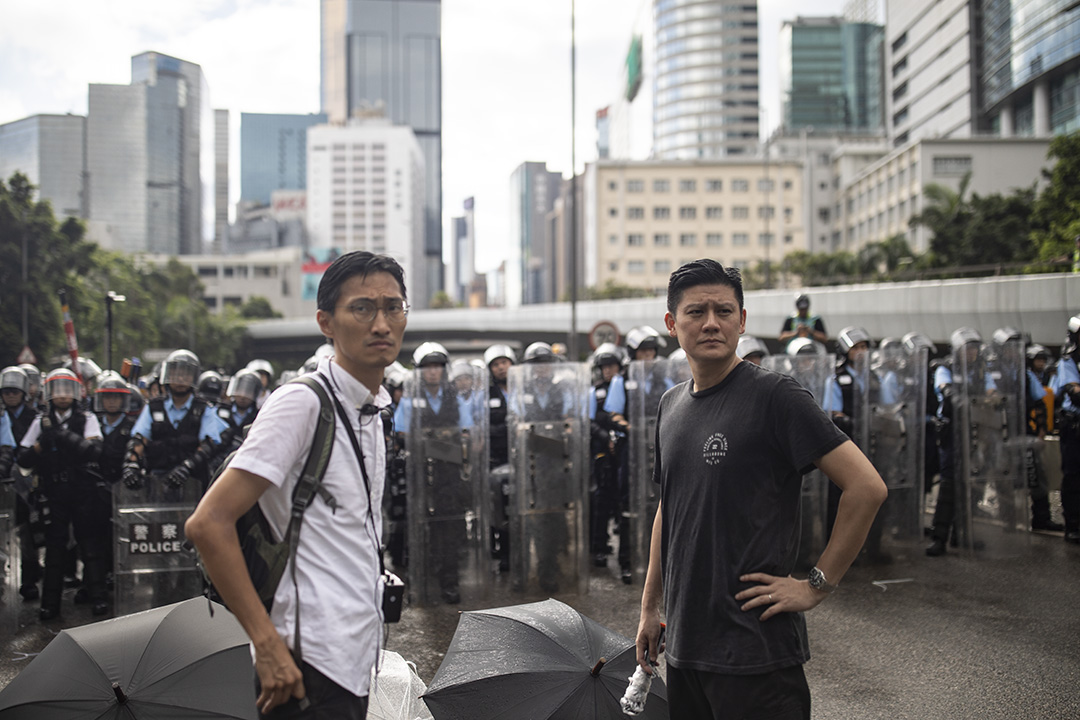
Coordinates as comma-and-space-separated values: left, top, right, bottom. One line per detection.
20, 408, 102, 448
822, 365, 898, 413
934, 364, 997, 415
101, 414, 127, 436
131, 393, 226, 443
393, 383, 474, 432
1051, 356, 1080, 413
0, 412, 13, 448
228, 356, 388, 696
1026, 369, 1047, 404
596, 373, 626, 418
229, 404, 256, 427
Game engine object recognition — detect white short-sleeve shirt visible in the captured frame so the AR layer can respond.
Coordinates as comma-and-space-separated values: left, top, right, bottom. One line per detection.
229, 356, 388, 696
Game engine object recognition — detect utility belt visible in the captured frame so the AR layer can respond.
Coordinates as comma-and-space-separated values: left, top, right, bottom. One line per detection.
1059, 410, 1080, 435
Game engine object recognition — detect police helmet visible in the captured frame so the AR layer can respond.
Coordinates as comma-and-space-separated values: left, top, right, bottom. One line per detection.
736, 335, 769, 361
591, 342, 624, 369
246, 358, 275, 382
160, 349, 201, 388
787, 337, 825, 357
413, 341, 449, 367
383, 361, 408, 391
197, 370, 224, 403
449, 359, 477, 384
127, 383, 146, 415
794, 293, 810, 310
0, 366, 29, 397
18, 364, 41, 398
901, 331, 937, 356
1026, 344, 1050, 363
991, 327, 1022, 346
875, 337, 905, 368
523, 342, 557, 364
277, 370, 299, 387
226, 368, 263, 403
43, 368, 83, 403
949, 327, 983, 352
484, 344, 517, 367
1068, 314, 1080, 338
836, 326, 873, 357
625, 325, 667, 359
666, 348, 691, 382
93, 371, 133, 413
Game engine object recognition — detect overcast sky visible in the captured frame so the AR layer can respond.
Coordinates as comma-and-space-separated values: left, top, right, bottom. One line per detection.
0, 0, 845, 274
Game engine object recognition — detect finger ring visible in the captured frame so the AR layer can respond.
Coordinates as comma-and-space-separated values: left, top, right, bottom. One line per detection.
768, 594, 773, 602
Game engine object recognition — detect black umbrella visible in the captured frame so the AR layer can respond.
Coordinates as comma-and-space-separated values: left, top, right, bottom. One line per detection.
0, 598, 257, 719
422, 598, 668, 720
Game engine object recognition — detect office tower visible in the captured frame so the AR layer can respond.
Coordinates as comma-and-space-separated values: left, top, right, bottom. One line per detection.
214, 109, 229, 255
653, 0, 759, 159
450, 197, 475, 304
321, 0, 442, 306
508, 162, 563, 307
87, 52, 213, 255
240, 113, 327, 206
779, 17, 883, 134
0, 114, 86, 219
306, 119, 425, 293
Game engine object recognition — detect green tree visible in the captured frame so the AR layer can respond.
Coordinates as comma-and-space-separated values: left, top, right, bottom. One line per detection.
429, 290, 456, 309
1031, 132, 1080, 265
575, 280, 653, 301
239, 295, 283, 320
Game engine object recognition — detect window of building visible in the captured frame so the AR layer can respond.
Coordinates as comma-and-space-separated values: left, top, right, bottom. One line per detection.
653, 179, 670, 192
609, 234, 618, 244
758, 206, 775, 219
654, 206, 671, 219
654, 260, 672, 274
609, 207, 618, 217
784, 207, 793, 221
654, 233, 671, 246
197, 266, 218, 278
628, 234, 644, 246
818, 207, 830, 223
609, 181, 618, 190
679, 179, 697, 192
758, 179, 774, 192
609, 261, 619, 271
628, 260, 645, 274
679, 206, 697, 219
627, 207, 645, 219
680, 233, 696, 246
706, 206, 723, 219
784, 234, 793, 244
732, 206, 749, 219
732, 179, 749, 192
783, 179, 793, 190
758, 233, 774, 247
254, 266, 277, 278
932, 156, 972, 176
627, 179, 644, 192
706, 233, 723, 246
733, 233, 749, 246
706, 179, 723, 192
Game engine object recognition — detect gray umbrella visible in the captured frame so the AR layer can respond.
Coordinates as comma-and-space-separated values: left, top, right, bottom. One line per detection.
0, 598, 256, 719
422, 599, 668, 720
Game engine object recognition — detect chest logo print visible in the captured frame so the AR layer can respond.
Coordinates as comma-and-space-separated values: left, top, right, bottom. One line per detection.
703, 432, 728, 466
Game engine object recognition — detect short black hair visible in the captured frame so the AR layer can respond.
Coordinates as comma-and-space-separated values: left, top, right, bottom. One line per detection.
316, 251, 407, 313
666, 258, 743, 315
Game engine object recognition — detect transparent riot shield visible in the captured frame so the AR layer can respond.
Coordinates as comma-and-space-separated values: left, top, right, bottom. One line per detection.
402, 365, 489, 607
763, 353, 836, 566
113, 476, 204, 615
625, 359, 671, 584
953, 341, 1028, 555
0, 477, 15, 633
866, 346, 928, 560
507, 362, 589, 596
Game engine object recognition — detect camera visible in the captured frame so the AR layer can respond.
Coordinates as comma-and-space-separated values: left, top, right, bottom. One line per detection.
382, 571, 404, 623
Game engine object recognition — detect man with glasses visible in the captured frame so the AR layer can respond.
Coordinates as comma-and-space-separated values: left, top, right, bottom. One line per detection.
188, 251, 408, 719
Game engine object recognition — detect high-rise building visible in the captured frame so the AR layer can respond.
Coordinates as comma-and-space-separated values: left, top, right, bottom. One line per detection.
214, 109, 229, 255
779, 17, 883, 134
508, 162, 563, 307
240, 112, 327, 206
652, 0, 760, 159
450, 197, 475, 304
87, 52, 213, 255
0, 114, 86, 219
306, 119, 425, 295
320, 0, 443, 304
602, 0, 655, 161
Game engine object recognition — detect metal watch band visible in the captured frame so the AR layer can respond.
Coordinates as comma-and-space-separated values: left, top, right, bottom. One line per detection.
809, 566, 837, 593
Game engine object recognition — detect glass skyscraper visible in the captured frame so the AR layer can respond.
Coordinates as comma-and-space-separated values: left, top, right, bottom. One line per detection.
653, 0, 760, 159
0, 114, 86, 219
321, 0, 442, 305
240, 113, 327, 206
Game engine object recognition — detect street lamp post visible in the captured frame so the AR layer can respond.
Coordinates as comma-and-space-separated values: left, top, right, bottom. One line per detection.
105, 291, 126, 371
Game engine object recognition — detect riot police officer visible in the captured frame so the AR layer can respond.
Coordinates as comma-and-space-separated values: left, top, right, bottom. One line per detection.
1050, 314, 1080, 544
484, 343, 516, 572
588, 343, 628, 573
19, 364, 44, 412
736, 336, 770, 366
3, 366, 40, 599
123, 349, 226, 494
213, 368, 262, 462
902, 332, 942, 495
16, 369, 104, 619
93, 371, 137, 602
245, 358, 275, 408
196, 370, 225, 406
1021, 344, 1063, 532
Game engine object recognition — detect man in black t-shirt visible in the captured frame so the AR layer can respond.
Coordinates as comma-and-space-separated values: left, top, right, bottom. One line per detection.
779, 293, 827, 350
635, 259, 887, 719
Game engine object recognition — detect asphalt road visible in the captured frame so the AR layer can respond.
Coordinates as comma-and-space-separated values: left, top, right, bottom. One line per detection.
3, 529, 1079, 719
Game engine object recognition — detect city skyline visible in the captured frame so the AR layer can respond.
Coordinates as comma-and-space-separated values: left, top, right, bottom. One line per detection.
0, 0, 844, 277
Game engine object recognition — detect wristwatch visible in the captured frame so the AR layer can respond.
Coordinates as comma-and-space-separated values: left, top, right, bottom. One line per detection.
808, 566, 837, 594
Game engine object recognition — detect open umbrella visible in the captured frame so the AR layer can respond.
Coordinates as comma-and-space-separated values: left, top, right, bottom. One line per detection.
0, 598, 256, 719
369, 650, 434, 720
422, 599, 667, 720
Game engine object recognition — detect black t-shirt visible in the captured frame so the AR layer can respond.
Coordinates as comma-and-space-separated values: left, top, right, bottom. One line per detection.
654, 360, 847, 674
781, 314, 826, 336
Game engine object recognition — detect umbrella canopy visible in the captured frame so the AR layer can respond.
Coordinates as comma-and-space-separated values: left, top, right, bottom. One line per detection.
369, 650, 434, 720
422, 599, 668, 720
0, 598, 256, 719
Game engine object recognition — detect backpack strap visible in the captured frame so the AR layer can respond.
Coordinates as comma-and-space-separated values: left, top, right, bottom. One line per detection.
282, 375, 336, 666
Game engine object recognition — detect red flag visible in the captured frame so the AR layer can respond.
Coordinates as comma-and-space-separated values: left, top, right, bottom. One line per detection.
59, 289, 81, 382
